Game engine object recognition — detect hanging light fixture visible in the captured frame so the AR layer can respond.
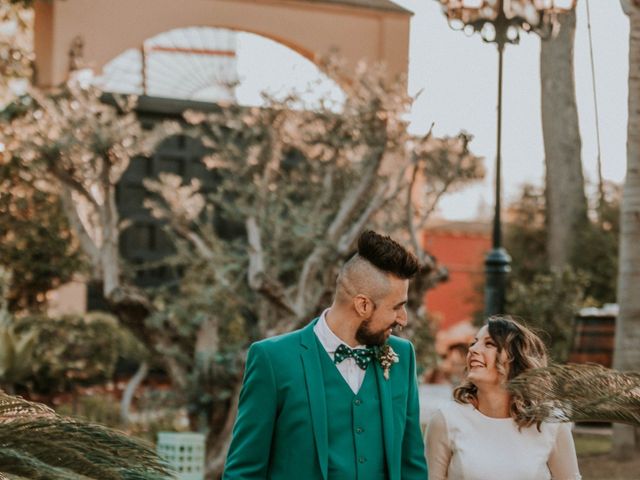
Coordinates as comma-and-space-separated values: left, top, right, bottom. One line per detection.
434, 0, 577, 316
438, 0, 577, 45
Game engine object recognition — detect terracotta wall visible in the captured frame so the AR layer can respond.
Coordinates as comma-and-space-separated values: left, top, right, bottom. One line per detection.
423, 226, 490, 331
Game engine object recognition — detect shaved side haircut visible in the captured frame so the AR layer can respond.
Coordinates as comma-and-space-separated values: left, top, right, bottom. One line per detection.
336, 230, 419, 303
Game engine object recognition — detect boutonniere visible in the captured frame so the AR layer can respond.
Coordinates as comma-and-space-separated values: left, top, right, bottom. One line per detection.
377, 344, 399, 380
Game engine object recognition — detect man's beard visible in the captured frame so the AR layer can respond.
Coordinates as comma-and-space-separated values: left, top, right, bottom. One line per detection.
355, 318, 388, 347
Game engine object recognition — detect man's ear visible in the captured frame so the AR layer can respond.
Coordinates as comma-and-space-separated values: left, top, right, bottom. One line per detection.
353, 294, 373, 318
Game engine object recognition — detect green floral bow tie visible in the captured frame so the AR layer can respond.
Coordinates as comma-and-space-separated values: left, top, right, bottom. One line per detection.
334, 344, 374, 370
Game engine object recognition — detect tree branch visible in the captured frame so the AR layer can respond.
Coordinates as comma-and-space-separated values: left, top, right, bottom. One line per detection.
58, 186, 101, 268
416, 181, 453, 232
51, 163, 101, 211
246, 217, 298, 316
336, 181, 389, 255
406, 161, 423, 263
326, 147, 385, 241
172, 223, 214, 260
246, 216, 265, 291
295, 147, 385, 310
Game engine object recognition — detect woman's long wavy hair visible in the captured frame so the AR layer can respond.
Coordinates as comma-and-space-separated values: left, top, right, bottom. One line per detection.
453, 315, 549, 429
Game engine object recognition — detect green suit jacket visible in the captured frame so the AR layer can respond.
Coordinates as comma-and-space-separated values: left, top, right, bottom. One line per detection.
223, 319, 428, 480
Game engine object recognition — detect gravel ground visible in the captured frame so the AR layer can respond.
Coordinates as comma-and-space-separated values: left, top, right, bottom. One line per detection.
575, 431, 640, 480
578, 454, 640, 480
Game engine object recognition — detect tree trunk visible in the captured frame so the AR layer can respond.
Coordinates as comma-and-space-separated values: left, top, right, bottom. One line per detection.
101, 186, 121, 298
612, 1, 640, 459
205, 381, 241, 478
540, 9, 589, 270
120, 361, 148, 424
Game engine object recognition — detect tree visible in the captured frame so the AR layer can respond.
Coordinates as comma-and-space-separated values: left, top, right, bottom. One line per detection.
612, 0, 640, 461
504, 183, 620, 361
2, 60, 484, 476
0, 139, 85, 311
506, 182, 619, 306
540, 8, 589, 270
0, 2, 32, 106
1, 84, 173, 338
0, 5, 79, 311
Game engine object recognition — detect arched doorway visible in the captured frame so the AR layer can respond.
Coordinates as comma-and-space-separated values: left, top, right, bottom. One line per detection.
33, 0, 410, 88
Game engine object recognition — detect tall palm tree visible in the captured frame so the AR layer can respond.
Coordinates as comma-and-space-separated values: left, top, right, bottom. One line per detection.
540, 8, 589, 270
613, 0, 640, 460
0, 391, 172, 479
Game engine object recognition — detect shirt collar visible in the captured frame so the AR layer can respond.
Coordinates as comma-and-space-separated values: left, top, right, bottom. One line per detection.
315, 308, 365, 354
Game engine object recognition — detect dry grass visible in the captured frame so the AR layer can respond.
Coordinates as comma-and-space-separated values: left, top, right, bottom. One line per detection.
575, 432, 640, 480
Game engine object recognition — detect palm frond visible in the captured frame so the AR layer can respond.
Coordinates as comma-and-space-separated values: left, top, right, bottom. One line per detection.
0, 392, 174, 479
508, 363, 640, 426
0, 393, 54, 418
0, 447, 90, 480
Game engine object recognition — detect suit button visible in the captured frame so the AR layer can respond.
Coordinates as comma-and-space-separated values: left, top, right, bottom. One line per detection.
358, 456, 367, 464
356, 427, 364, 434
354, 398, 362, 406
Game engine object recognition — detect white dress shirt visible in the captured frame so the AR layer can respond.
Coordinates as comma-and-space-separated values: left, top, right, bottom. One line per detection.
313, 309, 368, 394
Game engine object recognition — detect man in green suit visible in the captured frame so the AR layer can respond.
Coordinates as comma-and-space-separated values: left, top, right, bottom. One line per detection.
223, 230, 428, 479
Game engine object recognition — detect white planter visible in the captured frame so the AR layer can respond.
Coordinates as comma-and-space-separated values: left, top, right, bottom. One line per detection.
157, 431, 206, 480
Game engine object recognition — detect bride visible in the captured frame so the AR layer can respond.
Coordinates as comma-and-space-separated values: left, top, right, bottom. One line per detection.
425, 315, 582, 480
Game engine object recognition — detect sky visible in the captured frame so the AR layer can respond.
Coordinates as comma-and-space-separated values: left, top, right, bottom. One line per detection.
234, 0, 630, 220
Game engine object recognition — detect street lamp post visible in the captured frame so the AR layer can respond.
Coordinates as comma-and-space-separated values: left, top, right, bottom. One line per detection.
435, 0, 577, 317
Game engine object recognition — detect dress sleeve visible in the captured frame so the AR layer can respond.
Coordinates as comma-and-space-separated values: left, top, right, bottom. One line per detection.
547, 423, 582, 480
425, 409, 452, 480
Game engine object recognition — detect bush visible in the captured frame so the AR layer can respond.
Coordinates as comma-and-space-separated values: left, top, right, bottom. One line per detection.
507, 268, 587, 362
13, 311, 148, 394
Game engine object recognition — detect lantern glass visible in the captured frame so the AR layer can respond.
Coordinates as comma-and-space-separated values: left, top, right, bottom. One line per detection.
480, 22, 497, 42
506, 25, 520, 41
448, 17, 466, 30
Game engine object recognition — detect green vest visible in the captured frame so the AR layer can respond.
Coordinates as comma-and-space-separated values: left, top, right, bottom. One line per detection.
317, 343, 386, 480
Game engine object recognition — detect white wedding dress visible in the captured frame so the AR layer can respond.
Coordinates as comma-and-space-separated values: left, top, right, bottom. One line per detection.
426, 401, 582, 480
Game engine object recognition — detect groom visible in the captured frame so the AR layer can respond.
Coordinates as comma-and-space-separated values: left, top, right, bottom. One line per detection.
223, 230, 428, 479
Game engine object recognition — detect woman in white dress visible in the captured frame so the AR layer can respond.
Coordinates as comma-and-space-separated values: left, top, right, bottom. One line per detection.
425, 316, 581, 480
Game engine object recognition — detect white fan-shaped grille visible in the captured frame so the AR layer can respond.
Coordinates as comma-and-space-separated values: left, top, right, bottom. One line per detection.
97, 27, 344, 109
97, 26, 238, 102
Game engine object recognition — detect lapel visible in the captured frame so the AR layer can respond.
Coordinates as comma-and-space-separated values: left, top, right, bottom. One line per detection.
374, 359, 395, 480
299, 320, 328, 480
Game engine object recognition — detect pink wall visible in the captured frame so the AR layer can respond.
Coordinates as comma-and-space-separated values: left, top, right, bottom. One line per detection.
34, 0, 410, 87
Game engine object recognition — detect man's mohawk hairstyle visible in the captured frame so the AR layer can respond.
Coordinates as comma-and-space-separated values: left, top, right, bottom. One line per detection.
357, 230, 419, 279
